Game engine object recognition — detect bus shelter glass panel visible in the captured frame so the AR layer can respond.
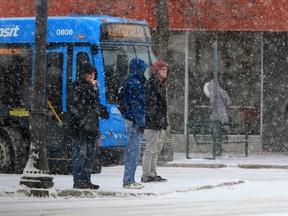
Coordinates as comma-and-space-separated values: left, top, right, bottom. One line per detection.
166, 31, 261, 135
189, 32, 262, 135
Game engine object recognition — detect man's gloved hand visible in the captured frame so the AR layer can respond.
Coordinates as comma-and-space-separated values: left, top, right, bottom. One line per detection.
100, 104, 109, 119
138, 127, 145, 133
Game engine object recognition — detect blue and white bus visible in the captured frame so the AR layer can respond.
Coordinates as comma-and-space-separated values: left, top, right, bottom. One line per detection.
0, 15, 156, 174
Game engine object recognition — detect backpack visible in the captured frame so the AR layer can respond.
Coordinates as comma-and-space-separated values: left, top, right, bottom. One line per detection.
116, 82, 127, 115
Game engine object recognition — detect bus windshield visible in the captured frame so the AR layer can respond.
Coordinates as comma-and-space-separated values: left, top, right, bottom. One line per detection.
102, 44, 156, 104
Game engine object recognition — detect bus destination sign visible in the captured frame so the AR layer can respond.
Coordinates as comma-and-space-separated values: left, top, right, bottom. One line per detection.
0, 48, 21, 55
101, 24, 150, 42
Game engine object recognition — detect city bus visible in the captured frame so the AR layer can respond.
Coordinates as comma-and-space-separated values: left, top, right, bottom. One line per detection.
0, 15, 156, 174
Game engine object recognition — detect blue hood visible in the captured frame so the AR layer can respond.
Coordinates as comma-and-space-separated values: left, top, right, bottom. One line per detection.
128, 58, 148, 81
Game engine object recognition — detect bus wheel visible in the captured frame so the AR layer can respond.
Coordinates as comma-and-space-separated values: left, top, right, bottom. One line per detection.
0, 127, 28, 174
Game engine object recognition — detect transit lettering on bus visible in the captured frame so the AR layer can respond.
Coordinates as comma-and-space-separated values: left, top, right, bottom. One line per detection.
0, 25, 20, 37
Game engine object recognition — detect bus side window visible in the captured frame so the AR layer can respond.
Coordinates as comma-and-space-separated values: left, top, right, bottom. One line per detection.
76, 52, 89, 80
0, 53, 31, 107
6, 57, 24, 106
46, 53, 63, 115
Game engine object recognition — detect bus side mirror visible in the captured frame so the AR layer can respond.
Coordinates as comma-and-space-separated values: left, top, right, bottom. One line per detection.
91, 45, 98, 54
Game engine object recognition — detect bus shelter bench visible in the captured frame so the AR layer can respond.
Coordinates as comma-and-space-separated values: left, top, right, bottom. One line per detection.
186, 120, 249, 160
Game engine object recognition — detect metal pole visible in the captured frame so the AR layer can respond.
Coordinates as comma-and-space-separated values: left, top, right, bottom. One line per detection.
260, 32, 264, 136
184, 31, 190, 138
20, 0, 54, 190
212, 38, 219, 113
212, 37, 220, 159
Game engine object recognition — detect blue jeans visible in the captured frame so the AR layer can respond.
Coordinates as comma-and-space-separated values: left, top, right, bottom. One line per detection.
123, 120, 142, 185
72, 138, 96, 184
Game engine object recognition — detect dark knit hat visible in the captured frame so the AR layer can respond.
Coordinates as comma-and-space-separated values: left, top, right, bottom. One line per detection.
80, 62, 98, 78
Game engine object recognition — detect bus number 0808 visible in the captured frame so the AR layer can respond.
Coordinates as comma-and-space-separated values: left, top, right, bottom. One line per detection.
56, 29, 73, 36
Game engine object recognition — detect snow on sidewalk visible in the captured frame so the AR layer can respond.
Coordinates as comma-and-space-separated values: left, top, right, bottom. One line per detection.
0, 152, 287, 198
0, 166, 244, 198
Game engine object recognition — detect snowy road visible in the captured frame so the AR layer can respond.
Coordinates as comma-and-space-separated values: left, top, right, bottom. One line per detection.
1, 164, 288, 216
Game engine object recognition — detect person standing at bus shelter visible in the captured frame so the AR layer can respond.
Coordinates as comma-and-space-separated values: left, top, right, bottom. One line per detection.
68, 62, 109, 189
203, 78, 231, 156
122, 58, 147, 189
141, 60, 169, 183
203, 79, 231, 125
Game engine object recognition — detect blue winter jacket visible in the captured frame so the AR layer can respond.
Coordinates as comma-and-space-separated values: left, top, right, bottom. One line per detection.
123, 58, 147, 128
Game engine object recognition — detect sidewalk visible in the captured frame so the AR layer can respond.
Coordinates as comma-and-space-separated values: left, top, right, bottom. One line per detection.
166, 152, 288, 168
0, 152, 287, 198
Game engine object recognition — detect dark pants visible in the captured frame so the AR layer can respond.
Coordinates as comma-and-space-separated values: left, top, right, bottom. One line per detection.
72, 137, 96, 185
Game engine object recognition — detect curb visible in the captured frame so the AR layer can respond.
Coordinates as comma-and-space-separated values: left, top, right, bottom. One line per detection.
0, 180, 245, 198
159, 163, 288, 169
238, 164, 288, 169
159, 163, 227, 168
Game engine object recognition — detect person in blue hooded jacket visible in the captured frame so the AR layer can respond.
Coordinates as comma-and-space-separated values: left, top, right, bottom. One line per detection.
122, 58, 147, 189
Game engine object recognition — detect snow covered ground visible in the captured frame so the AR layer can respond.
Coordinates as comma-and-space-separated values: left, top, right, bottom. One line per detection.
1, 152, 288, 216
